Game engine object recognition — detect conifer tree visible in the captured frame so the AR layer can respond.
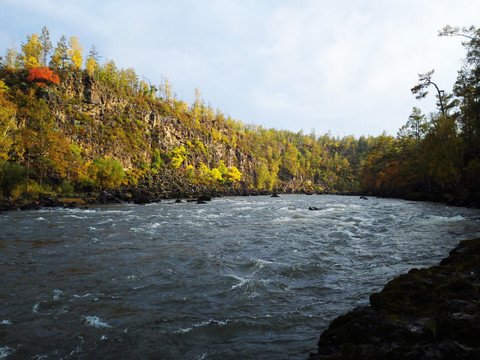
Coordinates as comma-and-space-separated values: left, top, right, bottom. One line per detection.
39, 26, 52, 67
50, 35, 69, 69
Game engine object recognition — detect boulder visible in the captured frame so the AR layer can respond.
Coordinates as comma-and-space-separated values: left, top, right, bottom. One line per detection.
197, 195, 212, 202
308, 238, 480, 360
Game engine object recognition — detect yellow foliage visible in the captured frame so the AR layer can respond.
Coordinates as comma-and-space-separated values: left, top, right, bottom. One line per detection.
86, 57, 97, 76
23, 56, 41, 68
170, 146, 187, 169
225, 165, 242, 182
0, 86, 17, 160
21, 33, 42, 68
68, 36, 83, 69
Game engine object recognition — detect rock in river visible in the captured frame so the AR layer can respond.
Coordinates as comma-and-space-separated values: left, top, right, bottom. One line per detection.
308, 238, 480, 360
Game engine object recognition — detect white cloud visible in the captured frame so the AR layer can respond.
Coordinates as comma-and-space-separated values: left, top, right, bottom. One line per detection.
1, 0, 479, 137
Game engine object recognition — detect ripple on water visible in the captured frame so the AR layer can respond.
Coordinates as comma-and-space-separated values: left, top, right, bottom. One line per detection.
0, 195, 479, 359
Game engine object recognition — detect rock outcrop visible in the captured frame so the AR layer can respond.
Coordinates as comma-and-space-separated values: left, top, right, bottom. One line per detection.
308, 238, 480, 360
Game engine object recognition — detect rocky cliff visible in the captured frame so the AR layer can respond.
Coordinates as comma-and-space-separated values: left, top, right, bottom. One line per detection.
44, 71, 256, 179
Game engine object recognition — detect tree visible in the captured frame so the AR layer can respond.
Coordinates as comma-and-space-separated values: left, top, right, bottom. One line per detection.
400, 107, 426, 147
279, 142, 301, 181
411, 70, 446, 117
88, 156, 125, 190
159, 77, 173, 103
27, 67, 60, 86
98, 59, 119, 85
441, 25, 480, 162
3, 43, 20, 69
0, 81, 17, 160
21, 33, 42, 68
68, 36, 83, 69
39, 26, 52, 66
50, 35, 69, 69
85, 57, 97, 76
88, 44, 100, 62
86, 46, 100, 80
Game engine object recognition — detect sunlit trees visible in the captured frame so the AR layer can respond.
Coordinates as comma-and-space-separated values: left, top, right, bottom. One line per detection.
68, 36, 83, 69
21, 33, 42, 68
0, 81, 16, 160
19, 98, 71, 186
2, 44, 20, 69
50, 35, 69, 69
87, 156, 125, 190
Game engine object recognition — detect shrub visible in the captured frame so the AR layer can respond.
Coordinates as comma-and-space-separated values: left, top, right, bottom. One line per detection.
88, 156, 125, 190
60, 179, 74, 195
0, 161, 26, 197
27, 67, 60, 86
11, 180, 44, 199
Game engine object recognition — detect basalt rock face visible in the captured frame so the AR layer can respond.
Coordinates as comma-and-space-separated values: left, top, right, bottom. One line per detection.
308, 238, 480, 360
42, 71, 257, 180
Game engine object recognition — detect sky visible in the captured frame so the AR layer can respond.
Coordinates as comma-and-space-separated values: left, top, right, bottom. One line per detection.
1, 0, 478, 138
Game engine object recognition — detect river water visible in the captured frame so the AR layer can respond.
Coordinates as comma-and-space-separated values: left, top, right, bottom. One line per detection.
1, 195, 479, 359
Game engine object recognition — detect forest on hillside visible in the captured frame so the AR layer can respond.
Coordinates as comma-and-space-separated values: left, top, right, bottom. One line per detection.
0, 25, 479, 205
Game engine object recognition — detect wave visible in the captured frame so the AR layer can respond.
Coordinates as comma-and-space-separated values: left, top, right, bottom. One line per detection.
0, 320, 12, 326
0, 346, 13, 359
83, 315, 112, 328
227, 274, 248, 290
174, 319, 229, 334
428, 215, 466, 222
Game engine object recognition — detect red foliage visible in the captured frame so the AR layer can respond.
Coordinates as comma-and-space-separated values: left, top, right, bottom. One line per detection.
27, 67, 60, 86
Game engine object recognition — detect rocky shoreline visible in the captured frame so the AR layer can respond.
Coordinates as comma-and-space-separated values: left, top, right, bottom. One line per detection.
308, 238, 480, 360
0, 187, 289, 211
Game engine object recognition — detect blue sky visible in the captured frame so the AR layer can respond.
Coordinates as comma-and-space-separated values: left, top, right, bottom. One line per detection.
1, 0, 478, 137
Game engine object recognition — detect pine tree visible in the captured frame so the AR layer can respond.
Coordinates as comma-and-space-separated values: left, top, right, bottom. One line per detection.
39, 26, 52, 66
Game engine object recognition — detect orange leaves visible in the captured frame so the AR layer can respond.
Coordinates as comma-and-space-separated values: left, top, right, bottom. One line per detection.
27, 67, 60, 87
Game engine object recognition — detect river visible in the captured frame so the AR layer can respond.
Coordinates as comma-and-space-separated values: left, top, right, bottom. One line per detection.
1, 195, 479, 359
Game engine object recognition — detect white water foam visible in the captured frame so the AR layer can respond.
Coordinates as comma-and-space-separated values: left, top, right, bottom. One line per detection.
428, 215, 466, 222
32, 303, 40, 314
193, 354, 208, 360
174, 319, 229, 334
0, 320, 12, 325
73, 293, 92, 299
228, 274, 248, 290
0, 347, 12, 359
83, 316, 112, 328
53, 289, 64, 301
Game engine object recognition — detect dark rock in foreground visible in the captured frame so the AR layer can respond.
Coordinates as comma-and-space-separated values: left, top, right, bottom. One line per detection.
308, 238, 480, 360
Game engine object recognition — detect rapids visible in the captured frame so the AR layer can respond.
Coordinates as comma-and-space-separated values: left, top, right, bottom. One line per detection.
1, 195, 479, 359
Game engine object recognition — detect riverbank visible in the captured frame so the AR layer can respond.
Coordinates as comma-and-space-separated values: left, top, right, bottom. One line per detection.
0, 185, 347, 212
308, 238, 480, 360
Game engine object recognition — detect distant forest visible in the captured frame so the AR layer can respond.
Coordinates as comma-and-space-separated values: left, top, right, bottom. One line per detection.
0, 25, 479, 205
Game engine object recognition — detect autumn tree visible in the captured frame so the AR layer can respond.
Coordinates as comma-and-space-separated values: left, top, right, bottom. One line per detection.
159, 77, 173, 103
87, 156, 125, 190
0, 81, 16, 160
68, 36, 83, 69
2, 43, 20, 69
27, 67, 60, 86
50, 35, 69, 69
20, 33, 42, 68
